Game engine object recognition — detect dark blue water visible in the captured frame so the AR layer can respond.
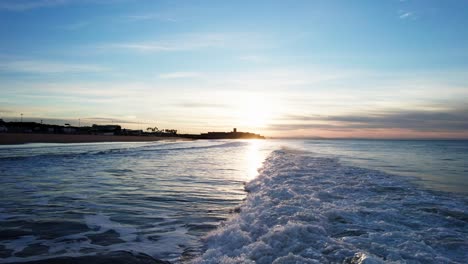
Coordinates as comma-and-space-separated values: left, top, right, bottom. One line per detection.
0, 139, 466, 263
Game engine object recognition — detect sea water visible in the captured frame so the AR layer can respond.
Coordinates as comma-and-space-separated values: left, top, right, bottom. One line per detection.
0, 140, 466, 263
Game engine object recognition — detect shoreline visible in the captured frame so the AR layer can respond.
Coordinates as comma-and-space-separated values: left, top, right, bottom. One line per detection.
0, 133, 191, 145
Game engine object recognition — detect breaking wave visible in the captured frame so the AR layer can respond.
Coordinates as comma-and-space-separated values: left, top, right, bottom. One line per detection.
0, 140, 247, 160
193, 149, 468, 263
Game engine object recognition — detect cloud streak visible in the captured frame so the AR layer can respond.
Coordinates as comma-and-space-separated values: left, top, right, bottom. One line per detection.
0, 0, 69, 11
81, 117, 141, 125
398, 10, 417, 20
57, 21, 91, 31
125, 13, 177, 22
238, 55, 267, 63
1, 116, 141, 126
0, 0, 121, 11
158, 72, 202, 79
177, 102, 227, 108
106, 32, 263, 53
271, 108, 468, 133
0, 60, 108, 74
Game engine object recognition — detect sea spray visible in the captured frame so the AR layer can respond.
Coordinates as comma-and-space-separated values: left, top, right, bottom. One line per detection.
193, 149, 468, 263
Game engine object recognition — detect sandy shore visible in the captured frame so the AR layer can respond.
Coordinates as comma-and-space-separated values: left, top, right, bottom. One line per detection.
0, 133, 190, 145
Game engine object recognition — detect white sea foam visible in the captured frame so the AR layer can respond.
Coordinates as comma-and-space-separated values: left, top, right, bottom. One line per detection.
3, 236, 39, 255
84, 214, 137, 242
192, 149, 468, 263
2, 141, 466, 263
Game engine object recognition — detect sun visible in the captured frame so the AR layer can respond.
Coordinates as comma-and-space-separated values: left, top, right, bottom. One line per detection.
237, 96, 274, 129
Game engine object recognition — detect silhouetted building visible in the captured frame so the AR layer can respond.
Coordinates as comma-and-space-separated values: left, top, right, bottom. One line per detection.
0, 119, 7, 132
122, 129, 143, 136
91, 124, 121, 135
197, 129, 264, 139
63, 127, 77, 134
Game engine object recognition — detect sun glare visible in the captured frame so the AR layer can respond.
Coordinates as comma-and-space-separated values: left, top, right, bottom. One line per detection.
245, 140, 265, 180
237, 96, 274, 129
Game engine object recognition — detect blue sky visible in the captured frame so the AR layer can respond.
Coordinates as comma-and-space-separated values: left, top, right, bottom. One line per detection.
1, 0, 467, 138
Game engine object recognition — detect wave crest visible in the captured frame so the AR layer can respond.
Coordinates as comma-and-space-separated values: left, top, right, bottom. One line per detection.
193, 149, 468, 263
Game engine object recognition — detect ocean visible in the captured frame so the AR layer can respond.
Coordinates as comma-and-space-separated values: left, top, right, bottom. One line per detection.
0, 140, 466, 263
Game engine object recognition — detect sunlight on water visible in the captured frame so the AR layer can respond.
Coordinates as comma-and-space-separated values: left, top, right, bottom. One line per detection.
0, 140, 466, 263
245, 140, 266, 180
194, 148, 468, 263
0, 140, 264, 263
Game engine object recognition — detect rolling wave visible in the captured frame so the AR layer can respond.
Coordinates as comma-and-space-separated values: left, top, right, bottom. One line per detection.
193, 149, 468, 263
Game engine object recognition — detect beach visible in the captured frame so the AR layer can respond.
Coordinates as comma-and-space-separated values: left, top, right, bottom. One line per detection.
2, 0, 467, 263
0, 133, 189, 145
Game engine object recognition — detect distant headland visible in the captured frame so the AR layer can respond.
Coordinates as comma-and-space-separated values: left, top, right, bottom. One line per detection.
0, 119, 265, 144
180, 128, 265, 140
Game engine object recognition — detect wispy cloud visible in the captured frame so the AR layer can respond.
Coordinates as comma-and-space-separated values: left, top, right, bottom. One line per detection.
125, 13, 177, 22
158, 72, 202, 79
0, 60, 108, 74
0, 109, 14, 115
270, 108, 468, 132
177, 102, 227, 108
111, 43, 178, 52
109, 35, 225, 52
57, 21, 90, 31
1, 116, 141, 126
106, 32, 262, 52
398, 10, 417, 20
0, 0, 121, 11
0, 0, 70, 11
81, 117, 141, 125
216, 68, 362, 90
238, 55, 267, 63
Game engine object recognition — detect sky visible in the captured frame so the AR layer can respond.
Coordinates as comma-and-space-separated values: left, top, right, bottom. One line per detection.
1, 0, 467, 138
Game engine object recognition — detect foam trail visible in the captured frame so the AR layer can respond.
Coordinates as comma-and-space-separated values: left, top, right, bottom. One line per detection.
193, 149, 468, 263
84, 214, 137, 242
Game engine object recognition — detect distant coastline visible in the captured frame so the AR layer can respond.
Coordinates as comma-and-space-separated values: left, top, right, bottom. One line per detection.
0, 120, 265, 144
0, 133, 190, 145
180, 128, 265, 140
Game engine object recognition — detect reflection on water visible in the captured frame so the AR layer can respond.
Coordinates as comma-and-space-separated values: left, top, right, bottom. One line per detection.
0, 139, 466, 263
0, 140, 272, 263
245, 140, 266, 180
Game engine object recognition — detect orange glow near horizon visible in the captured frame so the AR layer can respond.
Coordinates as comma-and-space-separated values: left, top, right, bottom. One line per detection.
268, 128, 468, 139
